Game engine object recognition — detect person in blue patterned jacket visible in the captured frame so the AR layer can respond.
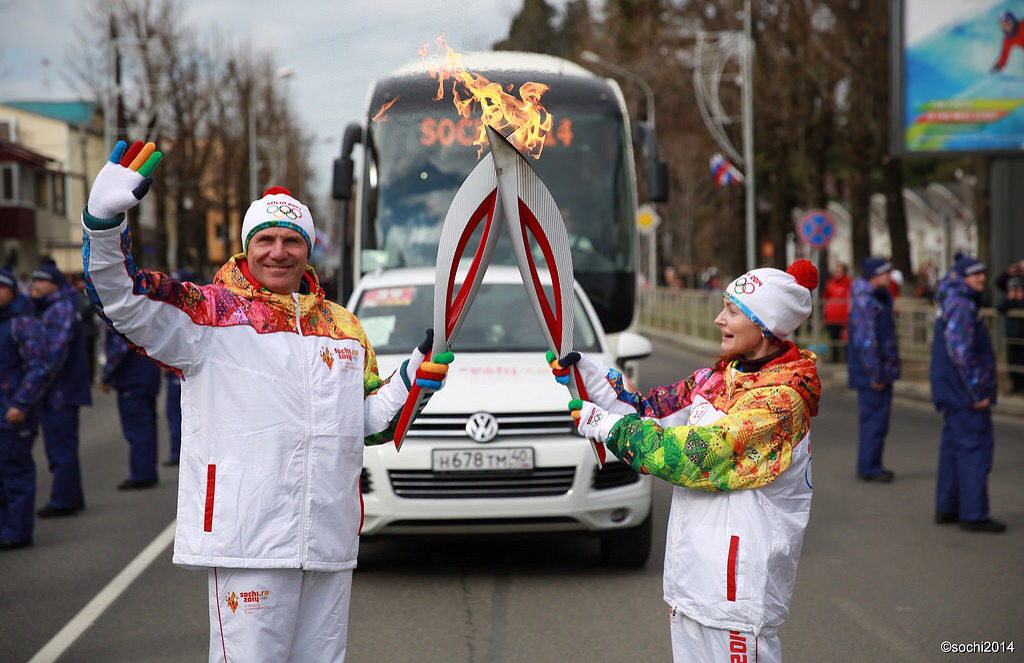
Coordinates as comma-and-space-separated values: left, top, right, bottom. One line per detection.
0, 267, 50, 550
847, 257, 901, 483
929, 255, 1004, 533
29, 262, 93, 519
100, 328, 162, 490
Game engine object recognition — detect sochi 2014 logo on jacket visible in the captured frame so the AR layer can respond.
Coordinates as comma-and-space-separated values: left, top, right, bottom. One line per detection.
320, 346, 361, 371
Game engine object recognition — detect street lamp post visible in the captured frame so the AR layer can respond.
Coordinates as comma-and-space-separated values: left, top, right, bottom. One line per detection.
249, 66, 296, 202
691, 2, 757, 271
741, 0, 755, 271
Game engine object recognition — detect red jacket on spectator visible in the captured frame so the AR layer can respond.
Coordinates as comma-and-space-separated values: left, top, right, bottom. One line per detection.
823, 271, 851, 325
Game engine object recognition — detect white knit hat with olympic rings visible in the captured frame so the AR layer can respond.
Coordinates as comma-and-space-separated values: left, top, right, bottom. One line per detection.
723, 259, 819, 340
241, 186, 316, 256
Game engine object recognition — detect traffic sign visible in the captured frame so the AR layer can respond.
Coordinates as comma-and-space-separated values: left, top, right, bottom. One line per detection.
636, 204, 661, 235
797, 209, 835, 248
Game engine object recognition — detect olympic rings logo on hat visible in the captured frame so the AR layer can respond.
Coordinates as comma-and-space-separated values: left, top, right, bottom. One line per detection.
733, 277, 756, 295
266, 203, 301, 220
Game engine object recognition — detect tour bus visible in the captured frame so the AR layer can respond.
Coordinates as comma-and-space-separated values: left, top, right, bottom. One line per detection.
331, 50, 668, 337
330, 53, 668, 561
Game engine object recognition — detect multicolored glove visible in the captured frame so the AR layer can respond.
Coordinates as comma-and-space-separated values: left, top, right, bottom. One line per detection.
86, 140, 162, 221
546, 350, 579, 385
568, 398, 623, 443
401, 329, 454, 392
546, 350, 627, 414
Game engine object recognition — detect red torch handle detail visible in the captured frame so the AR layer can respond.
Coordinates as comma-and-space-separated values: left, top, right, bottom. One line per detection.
393, 384, 424, 451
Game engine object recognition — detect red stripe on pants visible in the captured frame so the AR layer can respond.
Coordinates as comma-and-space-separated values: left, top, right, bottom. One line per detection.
727, 535, 739, 601
204, 464, 216, 532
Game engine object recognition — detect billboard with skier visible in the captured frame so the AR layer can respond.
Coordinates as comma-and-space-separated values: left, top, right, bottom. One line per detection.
895, 0, 1024, 154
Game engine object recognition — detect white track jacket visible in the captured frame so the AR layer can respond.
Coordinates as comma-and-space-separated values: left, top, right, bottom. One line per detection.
577, 344, 819, 635
83, 218, 413, 572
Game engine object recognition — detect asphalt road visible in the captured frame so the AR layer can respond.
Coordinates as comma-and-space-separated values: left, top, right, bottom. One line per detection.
1, 339, 1021, 662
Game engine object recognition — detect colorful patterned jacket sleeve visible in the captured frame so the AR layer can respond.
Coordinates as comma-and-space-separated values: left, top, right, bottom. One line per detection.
11, 315, 50, 410
604, 366, 714, 420
942, 293, 984, 401
603, 383, 811, 491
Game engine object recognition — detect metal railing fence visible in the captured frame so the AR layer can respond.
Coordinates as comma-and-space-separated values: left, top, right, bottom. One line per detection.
638, 287, 1024, 393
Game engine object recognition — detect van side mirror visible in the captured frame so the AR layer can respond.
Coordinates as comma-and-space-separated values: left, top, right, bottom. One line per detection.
616, 331, 653, 364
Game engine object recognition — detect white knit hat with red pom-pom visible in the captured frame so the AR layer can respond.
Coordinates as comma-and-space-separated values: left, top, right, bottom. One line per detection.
241, 185, 315, 256
723, 259, 819, 340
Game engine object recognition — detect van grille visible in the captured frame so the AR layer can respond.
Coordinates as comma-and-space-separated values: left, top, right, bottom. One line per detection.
406, 411, 573, 438
388, 467, 576, 499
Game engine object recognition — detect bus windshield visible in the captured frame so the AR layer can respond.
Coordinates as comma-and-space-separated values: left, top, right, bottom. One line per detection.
357, 70, 638, 333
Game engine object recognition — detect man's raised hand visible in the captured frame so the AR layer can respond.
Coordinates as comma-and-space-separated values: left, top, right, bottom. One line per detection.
86, 139, 162, 221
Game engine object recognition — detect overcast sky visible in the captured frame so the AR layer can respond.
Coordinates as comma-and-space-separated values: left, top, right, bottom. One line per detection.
1, 0, 579, 199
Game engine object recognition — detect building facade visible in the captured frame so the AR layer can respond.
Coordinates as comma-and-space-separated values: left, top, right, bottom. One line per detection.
0, 101, 105, 278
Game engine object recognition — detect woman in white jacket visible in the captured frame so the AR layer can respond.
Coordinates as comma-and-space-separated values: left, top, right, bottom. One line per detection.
81, 139, 451, 662
554, 260, 820, 662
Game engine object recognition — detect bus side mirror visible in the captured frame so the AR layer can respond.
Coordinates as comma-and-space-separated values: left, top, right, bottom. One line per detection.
332, 157, 354, 201
645, 158, 669, 203
632, 121, 669, 203
332, 123, 363, 201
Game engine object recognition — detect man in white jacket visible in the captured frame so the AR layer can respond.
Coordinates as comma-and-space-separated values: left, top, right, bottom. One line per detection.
81, 139, 451, 662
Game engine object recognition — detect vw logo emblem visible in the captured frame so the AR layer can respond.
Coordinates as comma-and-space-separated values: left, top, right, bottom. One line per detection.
465, 412, 499, 443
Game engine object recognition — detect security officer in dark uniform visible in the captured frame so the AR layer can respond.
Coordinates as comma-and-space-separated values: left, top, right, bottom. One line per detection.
30, 262, 92, 518
0, 267, 50, 549
101, 328, 162, 489
847, 257, 901, 483
930, 255, 1004, 533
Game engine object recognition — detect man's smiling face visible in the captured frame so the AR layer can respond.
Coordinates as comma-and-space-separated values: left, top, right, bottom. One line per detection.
246, 227, 308, 294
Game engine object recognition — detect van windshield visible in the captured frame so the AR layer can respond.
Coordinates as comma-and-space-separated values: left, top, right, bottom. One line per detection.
353, 282, 601, 356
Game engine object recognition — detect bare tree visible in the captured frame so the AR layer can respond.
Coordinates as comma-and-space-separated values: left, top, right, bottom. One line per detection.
64, 0, 314, 274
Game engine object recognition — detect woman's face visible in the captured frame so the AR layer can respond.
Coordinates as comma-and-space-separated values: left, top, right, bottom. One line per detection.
714, 299, 773, 358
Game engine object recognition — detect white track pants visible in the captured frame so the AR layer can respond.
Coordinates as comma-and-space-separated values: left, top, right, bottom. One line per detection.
207, 567, 353, 663
670, 607, 781, 663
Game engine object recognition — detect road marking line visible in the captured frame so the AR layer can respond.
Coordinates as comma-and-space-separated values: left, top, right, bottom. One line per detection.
28, 521, 176, 663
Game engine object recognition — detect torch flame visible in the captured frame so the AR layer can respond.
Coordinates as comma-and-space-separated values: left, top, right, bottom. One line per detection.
423, 35, 553, 159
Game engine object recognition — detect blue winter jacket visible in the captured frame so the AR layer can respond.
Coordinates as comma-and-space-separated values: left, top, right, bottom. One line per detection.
101, 329, 161, 398
846, 277, 901, 388
0, 293, 50, 429
33, 283, 93, 409
929, 271, 997, 411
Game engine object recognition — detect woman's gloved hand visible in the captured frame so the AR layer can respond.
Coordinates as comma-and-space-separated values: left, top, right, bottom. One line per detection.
568, 398, 623, 443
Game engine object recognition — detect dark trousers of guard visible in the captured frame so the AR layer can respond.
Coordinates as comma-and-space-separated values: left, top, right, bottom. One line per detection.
41, 407, 85, 510
118, 392, 159, 483
936, 408, 994, 522
856, 385, 892, 477
0, 425, 38, 544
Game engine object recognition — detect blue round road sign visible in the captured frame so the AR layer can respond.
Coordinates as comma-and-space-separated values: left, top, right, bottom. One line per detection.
798, 209, 835, 248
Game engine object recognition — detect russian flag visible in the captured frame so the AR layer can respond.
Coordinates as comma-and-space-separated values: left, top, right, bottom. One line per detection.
710, 153, 743, 186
